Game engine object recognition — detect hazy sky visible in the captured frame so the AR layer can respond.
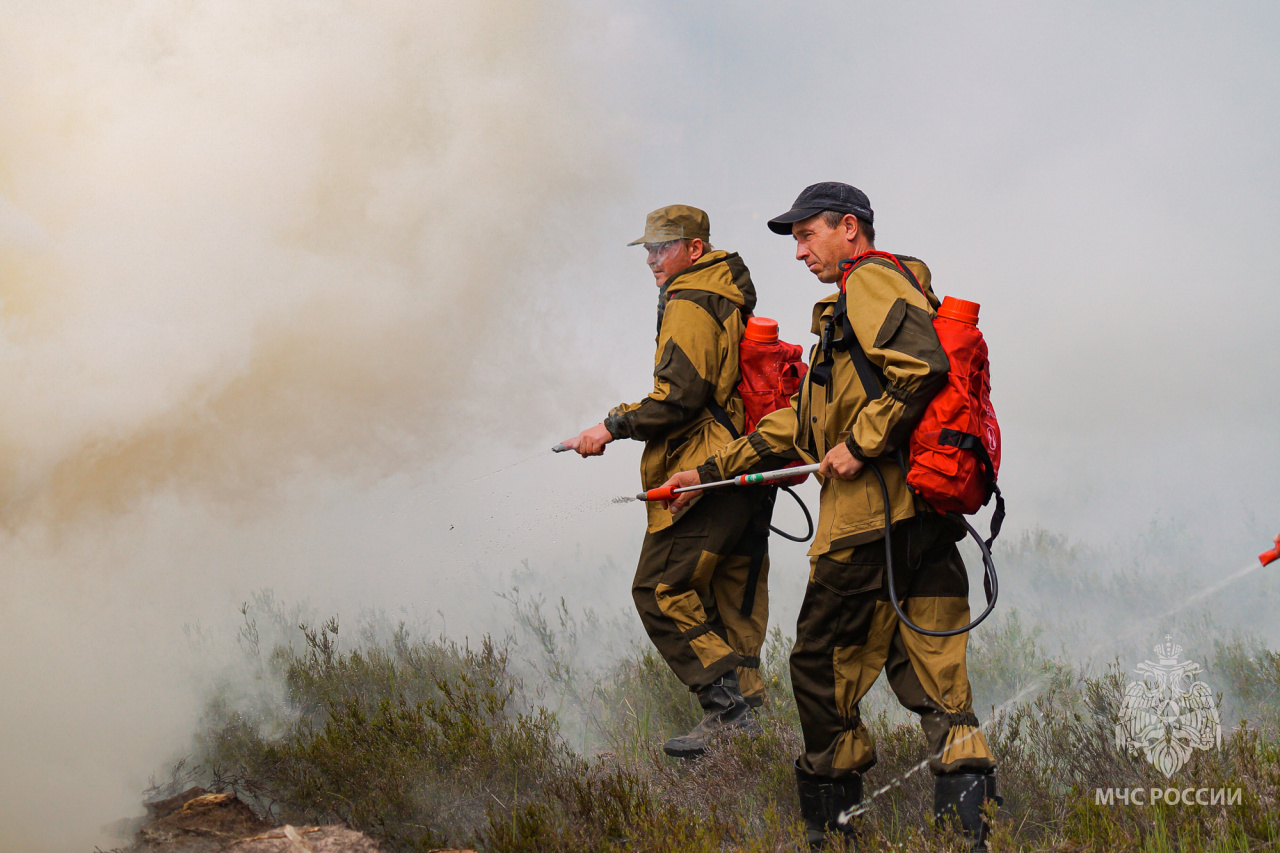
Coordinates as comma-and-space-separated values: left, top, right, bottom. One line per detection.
0, 2, 1277, 849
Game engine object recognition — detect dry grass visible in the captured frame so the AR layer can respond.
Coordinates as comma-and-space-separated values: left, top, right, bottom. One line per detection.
156, 529, 1280, 852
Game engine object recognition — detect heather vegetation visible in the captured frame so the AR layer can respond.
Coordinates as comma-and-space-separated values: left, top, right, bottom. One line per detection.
157, 528, 1280, 851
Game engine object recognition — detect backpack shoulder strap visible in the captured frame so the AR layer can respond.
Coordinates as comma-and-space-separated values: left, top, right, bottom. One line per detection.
835, 288, 886, 403
832, 251, 928, 399
705, 398, 741, 441
703, 299, 747, 441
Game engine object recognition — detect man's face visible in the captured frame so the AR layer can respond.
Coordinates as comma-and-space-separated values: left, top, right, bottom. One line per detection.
644, 239, 694, 287
792, 214, 851, 283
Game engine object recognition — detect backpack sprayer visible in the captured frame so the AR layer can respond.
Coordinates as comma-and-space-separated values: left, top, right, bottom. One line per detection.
811, 252, 1004, 639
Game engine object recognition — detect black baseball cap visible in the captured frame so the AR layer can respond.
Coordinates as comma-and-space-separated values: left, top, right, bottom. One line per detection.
767, 182, 874, 235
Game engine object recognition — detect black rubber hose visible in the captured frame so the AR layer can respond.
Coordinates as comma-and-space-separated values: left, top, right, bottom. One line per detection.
869, 463, 998, 637
769, 485, 814, 542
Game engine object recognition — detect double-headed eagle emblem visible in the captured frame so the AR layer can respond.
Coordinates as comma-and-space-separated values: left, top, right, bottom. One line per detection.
1115, 636, 1221, 777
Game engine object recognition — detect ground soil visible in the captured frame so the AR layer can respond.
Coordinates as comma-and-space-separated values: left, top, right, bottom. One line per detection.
108, 788, 476, 853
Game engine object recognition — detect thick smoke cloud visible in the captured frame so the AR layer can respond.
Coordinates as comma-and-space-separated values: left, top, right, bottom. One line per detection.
0, 1, 606, 526
0, 3, 611, 849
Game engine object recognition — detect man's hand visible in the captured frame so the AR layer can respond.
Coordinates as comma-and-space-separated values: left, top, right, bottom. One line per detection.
658, 470, 702, 513
561, 423, 613, 457
819, 441, 865, 480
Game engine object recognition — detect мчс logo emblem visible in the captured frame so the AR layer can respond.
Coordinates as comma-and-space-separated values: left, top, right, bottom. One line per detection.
1115, 636, 1221, 777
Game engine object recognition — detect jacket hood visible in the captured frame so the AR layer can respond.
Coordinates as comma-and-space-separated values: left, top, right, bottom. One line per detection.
665, 250, 757, 313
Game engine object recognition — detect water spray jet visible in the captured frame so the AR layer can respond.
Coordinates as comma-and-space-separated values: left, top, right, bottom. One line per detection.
839, 539, 1280, 827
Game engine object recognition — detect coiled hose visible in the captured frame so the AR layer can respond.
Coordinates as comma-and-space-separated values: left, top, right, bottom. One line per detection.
869, 464, 998, 637
768, 484, 814, 542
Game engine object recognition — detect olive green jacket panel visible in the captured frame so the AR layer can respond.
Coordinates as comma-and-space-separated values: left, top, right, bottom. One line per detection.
705, 255, 948, 555
605, 250, 757, 533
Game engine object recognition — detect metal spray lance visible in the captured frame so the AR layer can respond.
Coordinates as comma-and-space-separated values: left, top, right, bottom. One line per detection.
634, 463, 820, 502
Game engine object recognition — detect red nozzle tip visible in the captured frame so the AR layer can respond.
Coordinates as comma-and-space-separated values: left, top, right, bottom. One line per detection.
1261, 548, 1280, 568
644, 486, 677, 502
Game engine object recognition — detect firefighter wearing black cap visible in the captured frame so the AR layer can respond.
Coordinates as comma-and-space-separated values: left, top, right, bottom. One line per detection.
564, 205, 774, 758
661, 184, 999, 850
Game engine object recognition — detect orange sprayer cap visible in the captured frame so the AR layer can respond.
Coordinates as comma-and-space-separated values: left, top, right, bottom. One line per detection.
1261, 547, 1280, 568
744, 316, 779, 344
937, 296, 980, 325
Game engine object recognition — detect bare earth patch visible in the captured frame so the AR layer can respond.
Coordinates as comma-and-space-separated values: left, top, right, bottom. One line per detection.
117, 788, 399, 853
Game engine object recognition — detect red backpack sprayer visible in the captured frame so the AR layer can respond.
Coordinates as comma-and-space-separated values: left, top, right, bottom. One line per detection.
700, 316, 815, 541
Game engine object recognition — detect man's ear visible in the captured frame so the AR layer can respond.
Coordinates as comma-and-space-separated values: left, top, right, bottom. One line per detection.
843, 214, 860, 239
687, 238, 706, 261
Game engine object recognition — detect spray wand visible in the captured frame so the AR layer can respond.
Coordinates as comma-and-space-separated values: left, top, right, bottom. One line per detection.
633, 463, 820, 503
556, 434, 816, 540
552, 439, 817, 500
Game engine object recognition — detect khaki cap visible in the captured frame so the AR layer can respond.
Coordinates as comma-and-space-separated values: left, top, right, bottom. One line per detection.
627, 204, 711, 246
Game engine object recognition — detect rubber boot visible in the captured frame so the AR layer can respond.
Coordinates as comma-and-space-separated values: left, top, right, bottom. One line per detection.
795, 762, 861, 850
934, 772, 1001, 851
662, 671, 760, 758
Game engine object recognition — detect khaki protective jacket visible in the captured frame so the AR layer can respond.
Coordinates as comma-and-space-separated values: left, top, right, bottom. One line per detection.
605, 250, 756, 533
700, 255, 947, 556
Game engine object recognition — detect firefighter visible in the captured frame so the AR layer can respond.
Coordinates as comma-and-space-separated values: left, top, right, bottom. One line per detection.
661, 184, 999, 849
563, 205, 774, 757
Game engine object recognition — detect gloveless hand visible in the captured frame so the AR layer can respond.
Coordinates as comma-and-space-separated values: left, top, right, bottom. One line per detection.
561, 423, 613, 457
819, 441, 864, 480
658, 470, 702, 513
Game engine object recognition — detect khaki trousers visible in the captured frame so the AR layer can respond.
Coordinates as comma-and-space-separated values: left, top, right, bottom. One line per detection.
791, 513, 996, 778
632, 487, 774, 702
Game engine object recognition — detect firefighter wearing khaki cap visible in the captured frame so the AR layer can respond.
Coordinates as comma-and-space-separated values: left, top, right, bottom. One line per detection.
562, 204, 775, 757
660, 184, 999, 850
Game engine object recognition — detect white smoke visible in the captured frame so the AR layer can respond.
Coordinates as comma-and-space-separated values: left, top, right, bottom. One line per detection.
0, 0, 610, 524
0, 2, 614, 848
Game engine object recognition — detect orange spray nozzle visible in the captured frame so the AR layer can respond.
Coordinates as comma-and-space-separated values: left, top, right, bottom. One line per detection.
1261, 546, 1280, 568
640, 486, 678, 503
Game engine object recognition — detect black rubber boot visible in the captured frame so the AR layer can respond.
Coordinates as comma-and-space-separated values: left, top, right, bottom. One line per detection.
795, 762, 862, 850
662, 670, 760, 758
934, 772, 1001, 851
